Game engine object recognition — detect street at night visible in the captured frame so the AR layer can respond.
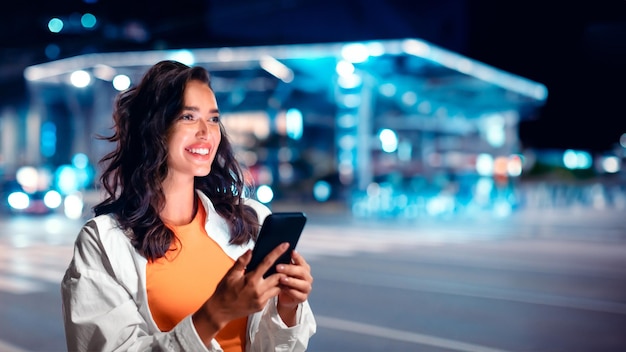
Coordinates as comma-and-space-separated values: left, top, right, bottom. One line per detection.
1, 206, 624, 351
1, 1, 626, 352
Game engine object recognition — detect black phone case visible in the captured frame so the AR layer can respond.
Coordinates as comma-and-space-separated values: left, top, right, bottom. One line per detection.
246, 212, 307, 278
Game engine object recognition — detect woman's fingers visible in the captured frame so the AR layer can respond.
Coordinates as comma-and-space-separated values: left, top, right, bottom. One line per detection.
277, 250, 312, 281
280, 274, 312, 294
290, 249, 307, 266
248, 242, 290, 279
275, 250, 313, 310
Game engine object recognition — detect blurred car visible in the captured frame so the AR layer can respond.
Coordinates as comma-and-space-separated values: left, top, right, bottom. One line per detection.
1, 179, 62, 215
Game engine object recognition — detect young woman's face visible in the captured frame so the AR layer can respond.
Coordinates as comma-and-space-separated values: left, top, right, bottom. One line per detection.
166, 80, 222, 182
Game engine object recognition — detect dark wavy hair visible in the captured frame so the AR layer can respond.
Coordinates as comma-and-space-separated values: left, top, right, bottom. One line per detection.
94, 60, 259, 261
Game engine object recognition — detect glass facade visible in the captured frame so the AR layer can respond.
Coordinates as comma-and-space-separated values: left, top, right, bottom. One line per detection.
16, 39, 551, 218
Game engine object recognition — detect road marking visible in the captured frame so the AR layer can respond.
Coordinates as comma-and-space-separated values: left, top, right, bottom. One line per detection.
0, 241, 72, 294
0, 339, 29, 352
297, 225, 460, 259
0, 275, 45, 294
0, 259, 67, 283
318, 270, 626, 315
315, 315, 510, 352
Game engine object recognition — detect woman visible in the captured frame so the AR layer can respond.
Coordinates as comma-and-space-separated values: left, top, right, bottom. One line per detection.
61, 60, 316, 351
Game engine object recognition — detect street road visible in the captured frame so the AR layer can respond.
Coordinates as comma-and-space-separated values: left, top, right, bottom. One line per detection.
0, 207, 625, 351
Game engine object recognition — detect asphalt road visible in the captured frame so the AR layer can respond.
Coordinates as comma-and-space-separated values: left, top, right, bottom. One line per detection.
0, 207, 625, 351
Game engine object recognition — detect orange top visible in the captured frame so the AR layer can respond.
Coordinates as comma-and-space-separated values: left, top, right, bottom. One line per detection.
146, 201, 247, 352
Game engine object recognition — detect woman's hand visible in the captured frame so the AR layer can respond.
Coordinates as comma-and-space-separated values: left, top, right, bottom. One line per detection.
275, 249, 313, 326
192, 243, 290, 345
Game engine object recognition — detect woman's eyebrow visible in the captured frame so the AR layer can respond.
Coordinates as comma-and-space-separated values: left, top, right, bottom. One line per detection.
182, 106, 219, 114
182, 106, 199, 112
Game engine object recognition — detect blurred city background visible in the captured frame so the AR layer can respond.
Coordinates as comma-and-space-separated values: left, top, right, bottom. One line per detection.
0, 1, 625, 351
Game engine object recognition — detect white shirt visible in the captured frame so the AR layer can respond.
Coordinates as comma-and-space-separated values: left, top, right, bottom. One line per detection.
61, 191, 316, 351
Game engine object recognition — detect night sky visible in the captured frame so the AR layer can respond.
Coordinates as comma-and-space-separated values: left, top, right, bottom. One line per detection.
466, 1, 626, 153
2, 0, 625, 153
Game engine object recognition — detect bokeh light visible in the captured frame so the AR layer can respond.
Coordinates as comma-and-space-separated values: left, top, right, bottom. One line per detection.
313, 180, 331, 202
70, 70, 91, 88
112, 74, 131, 91
256, 185, 274, 204
80, 13, 97, 29
48, 18, 64, 33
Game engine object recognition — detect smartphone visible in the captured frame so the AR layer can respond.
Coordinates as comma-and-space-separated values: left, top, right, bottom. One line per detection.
245, 212, 307, 278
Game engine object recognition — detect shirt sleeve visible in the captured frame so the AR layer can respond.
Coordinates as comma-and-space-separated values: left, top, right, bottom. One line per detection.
246, 295, 317, 351
61, 219, 221, 352
242, 198, 317, 351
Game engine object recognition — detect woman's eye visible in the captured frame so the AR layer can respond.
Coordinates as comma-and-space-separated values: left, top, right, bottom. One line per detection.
209, 116, 220, 123
180, 114, 196, 121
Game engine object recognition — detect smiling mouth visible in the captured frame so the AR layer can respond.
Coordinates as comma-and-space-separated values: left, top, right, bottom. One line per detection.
186, 147, 210, 155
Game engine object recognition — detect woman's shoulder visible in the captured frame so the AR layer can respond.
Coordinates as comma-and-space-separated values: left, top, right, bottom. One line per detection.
68, 214, 144, 293
82, 213, 123, 234
196, 190, 272, 222
75, 213, 132, 249
243, 198, 272, 222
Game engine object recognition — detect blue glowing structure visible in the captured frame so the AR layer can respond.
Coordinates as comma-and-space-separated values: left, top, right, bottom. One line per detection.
22, 38, 548, 219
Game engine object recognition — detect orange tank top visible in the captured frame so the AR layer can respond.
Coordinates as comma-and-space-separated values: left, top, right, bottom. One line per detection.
146, 200, 247, 351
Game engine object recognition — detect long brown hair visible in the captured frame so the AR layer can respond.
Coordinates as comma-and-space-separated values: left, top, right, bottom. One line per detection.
94, 60, 259, 260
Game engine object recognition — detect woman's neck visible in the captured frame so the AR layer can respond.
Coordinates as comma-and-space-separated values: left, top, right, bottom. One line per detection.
160, 179, 198, 226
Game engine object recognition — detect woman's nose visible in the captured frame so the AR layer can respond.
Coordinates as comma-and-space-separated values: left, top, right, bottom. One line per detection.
196, 120, 208, 138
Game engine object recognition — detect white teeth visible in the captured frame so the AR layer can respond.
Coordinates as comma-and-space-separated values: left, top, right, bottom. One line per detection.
188, 148, 209, 155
